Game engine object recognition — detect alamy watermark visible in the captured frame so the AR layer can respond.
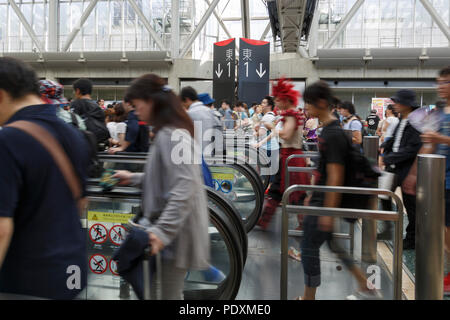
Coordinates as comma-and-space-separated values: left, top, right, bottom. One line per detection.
170, 122, 280, 176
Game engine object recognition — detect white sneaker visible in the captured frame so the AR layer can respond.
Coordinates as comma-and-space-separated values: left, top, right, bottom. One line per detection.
346, 289, 383, 300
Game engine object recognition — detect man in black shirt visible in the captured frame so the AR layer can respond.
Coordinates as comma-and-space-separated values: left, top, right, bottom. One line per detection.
298, 81, 380, 300
366, 110, 381, 136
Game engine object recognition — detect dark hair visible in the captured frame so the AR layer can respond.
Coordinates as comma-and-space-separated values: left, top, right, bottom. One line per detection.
180, 86, 198, 102
340, 101, 356, 115
105, 108, 115, 122
263, 96, 274, 109
0, 57, 39, 99
251, 102, 258, 108
303, 81, 333, 108
221, 99, 231, 106
386, 104, 398, 117
113, 102, 128, 122
236, 101, 245, 108
331, 97, 342, 108
73, 78, 93, 95
125, 74, 194, 137
439, 66, 450, 77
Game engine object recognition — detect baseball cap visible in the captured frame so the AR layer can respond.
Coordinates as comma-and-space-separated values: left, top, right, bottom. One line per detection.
39, 80, 68, 105
198, 93, 215, 105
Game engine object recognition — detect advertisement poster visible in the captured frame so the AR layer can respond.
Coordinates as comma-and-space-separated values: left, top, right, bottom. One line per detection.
371, 98, 393, 120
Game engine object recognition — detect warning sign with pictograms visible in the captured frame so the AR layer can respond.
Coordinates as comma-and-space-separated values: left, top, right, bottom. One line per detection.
88, 211, 135, 224
109, 259, 119, 276
89, 254, 107, 274
89, 223, 108, 244
109, 225, 127, 246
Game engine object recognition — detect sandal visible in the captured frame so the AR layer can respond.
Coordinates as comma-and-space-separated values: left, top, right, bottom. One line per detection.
288, 246, 301, 262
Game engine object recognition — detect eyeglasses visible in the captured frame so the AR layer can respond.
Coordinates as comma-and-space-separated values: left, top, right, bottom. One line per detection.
437, 81, 450, 86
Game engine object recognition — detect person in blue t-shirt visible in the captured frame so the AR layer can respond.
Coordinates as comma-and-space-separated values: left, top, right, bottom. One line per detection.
220, 100, 234, 130
0, 57, 89, 299
108, 99, 145, 153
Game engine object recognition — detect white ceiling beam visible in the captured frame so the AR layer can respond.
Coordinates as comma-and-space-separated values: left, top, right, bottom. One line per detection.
241, 0, 250, 38
205, 0, 232, 39
62, 0, 99, 52
323, 0, 365, 49
8, 0, 44, 53
128, 0, 166, 51
171, 0, 180, 57
179, 0, 221, 58
260, 21, 272, 41
419, 0, 450, 43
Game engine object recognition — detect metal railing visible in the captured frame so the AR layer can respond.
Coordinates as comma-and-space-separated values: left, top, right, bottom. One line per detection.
284, 153, 355, 254
280, 185, 404, 300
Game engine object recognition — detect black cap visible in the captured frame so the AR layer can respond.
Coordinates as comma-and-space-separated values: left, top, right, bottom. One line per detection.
390, 89, 418, 109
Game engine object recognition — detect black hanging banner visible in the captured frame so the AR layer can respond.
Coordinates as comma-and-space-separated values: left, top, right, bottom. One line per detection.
213, 38, 236, 109
238, 38, 270, 107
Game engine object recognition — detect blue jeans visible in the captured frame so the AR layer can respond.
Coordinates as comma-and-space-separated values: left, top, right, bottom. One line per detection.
301, 215, 355, 288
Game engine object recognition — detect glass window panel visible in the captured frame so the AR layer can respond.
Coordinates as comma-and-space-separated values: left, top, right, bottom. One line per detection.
217, 0, 241, 19
414, 0, 432, 47
395, 0, 414, 47
250, 19, 269, 40
250, 0, 268, 18
0, 4, 6, 46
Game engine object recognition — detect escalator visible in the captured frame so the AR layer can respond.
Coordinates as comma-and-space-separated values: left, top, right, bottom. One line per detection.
205, 157, 264, 232
97, 153, 265, 232
84, 184, 245, 300
223, 142, 272, 192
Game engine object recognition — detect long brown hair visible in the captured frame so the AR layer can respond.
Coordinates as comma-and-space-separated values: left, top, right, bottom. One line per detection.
113, 102, 127, 122
125, 74, 194, 137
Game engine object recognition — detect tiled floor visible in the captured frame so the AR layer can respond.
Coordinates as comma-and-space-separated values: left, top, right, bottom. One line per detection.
236, 211, 395, 300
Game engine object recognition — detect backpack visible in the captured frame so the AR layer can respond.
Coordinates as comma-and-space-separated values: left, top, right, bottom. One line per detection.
70, 113, 104, 178
341, 130, 381, 223
134, 122, 150, 153
71, 99, 110, 146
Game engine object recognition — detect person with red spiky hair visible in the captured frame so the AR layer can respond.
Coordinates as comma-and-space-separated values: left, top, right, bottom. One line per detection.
254, 78, 310, 241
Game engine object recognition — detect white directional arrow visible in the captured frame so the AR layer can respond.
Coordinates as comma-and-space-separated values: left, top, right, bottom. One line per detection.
256, 63, 266, 78
215, 63, 223, 78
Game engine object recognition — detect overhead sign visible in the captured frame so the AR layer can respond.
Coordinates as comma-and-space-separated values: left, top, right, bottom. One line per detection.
238, 38, 270, 107
213, 38, 236, 109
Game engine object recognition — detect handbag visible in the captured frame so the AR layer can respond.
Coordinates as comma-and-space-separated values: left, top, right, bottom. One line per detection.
5, 120, 86, 215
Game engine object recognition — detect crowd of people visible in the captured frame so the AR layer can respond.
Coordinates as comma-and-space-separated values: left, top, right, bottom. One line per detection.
0, 55, 449, 300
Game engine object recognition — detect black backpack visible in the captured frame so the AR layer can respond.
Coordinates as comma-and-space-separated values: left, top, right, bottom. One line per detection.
341, 130, 381, 223
134, 124, 150, 153
71, 99, 110, 146
70, 113, 104, 178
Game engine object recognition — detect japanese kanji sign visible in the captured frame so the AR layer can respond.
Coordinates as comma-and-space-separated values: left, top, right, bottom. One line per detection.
213, 38, 236, 109
238, 38, 270, 106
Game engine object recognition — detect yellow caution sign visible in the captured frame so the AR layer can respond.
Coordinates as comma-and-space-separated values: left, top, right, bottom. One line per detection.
88, 211, 135, 224
210, 167, 235, 181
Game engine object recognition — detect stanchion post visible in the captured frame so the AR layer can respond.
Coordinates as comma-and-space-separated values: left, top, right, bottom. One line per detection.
361, 136, 379, 263
415, 154, 445, 300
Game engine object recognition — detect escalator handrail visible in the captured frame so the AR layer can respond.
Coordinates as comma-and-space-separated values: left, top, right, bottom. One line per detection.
207, 162, 264, 233
206, 187, 248, 266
